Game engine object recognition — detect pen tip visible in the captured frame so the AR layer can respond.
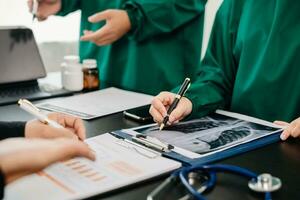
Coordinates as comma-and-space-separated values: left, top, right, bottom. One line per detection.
159, 124, 164, 131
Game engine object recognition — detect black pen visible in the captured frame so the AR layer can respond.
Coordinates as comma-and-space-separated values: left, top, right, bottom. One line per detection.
32, 0, 38, 21
159, 78, 191, 130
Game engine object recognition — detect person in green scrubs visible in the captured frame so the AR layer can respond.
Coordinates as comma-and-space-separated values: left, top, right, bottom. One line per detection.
149, 0, 300, 140
28, 0, 206, 95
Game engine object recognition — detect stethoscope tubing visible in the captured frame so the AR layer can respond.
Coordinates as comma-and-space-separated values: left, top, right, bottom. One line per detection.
178, 164, 272, 200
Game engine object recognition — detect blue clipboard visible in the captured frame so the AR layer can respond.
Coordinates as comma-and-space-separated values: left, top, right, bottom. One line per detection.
111, 111, 283, 167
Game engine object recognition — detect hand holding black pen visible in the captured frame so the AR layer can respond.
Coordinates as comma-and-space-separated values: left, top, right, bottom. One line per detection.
159, 78, 191, 130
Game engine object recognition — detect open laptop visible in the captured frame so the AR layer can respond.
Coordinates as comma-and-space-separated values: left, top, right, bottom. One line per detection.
0, 27, 73, 106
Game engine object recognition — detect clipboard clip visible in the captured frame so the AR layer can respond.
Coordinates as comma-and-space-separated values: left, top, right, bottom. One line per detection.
132, 134, 174, 153
115, 139, 161, 159
111, 132, 174, 159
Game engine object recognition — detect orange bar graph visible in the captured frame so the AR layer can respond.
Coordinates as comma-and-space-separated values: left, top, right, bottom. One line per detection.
38, 172, 75, 194
63, 160, 107, 183
64, 160, 81, 167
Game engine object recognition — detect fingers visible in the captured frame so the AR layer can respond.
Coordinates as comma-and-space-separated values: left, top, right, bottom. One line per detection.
151, 98, 168, 121
81, 10, 130, 46
48, 113, 86, 140
149, 106, 164, 123
35, 139, 96, 167
274, 121, 290, 140
168, 106, 186, 124
149, 93, 193, 126
80, 10, 111, 42
169, 97, 193, 123
291, 125, 300, 138
27, 0, 33, 12
287, 118, 300, 138
280, 130, 289, 141
274, 121, 289, 127
62, 115, 86, 140
52, 127, 79, 140
149, 92, 175, 123
80, 26, 110, 43
36, 15, 48, 21
280, 123, 295, 141
88, 10, 110, 23
276, 118, 300, 140
0, 138, 95, 184
93, 37, 115, 46
56, 139, 96, 161
29, 0, 61, 21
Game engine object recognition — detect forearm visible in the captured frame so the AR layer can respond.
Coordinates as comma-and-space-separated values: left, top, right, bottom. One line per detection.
0, 169, 4, 199
123, 0, 206, 41
185, 77, 229, 119
0, 122, 25, 140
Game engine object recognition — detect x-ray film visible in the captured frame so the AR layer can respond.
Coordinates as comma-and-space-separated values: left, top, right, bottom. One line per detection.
132, 112, 281, 155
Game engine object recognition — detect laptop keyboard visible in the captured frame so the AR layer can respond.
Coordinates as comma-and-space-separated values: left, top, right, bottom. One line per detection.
0, 85, 41, 97
0, 85, 52, 105
0, 83, 74, 105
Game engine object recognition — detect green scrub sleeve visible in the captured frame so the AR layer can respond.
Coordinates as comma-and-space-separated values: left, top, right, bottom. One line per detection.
184, 1, 238, 119
123, 0, 206, 42
57, 0, 81, 16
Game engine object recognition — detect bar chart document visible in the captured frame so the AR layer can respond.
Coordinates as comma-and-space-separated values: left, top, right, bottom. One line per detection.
4, 134, 181, 200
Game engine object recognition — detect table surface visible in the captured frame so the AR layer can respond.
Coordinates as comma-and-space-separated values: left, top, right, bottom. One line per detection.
1, 102, 299, 200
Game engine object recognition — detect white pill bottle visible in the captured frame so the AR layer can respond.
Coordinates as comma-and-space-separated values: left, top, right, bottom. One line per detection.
61, 55, 83, 91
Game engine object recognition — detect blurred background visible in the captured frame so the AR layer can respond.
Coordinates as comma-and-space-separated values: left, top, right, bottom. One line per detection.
0, 0, 80, 72
0, 0, 223, 72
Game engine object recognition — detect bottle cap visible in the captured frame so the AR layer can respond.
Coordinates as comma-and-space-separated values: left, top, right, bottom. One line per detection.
64, 55, 79, 64
83, 59, 97, 69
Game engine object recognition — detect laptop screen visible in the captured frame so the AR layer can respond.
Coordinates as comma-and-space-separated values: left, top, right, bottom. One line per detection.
0, 27, 46, 84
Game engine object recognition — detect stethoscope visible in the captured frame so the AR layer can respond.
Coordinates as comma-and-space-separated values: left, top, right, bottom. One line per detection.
177, 164, 282, 200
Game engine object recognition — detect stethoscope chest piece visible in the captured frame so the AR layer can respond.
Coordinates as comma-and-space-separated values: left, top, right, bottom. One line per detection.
248, 173, 282, 193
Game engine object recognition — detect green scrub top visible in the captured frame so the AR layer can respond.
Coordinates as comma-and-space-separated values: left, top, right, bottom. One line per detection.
58, 0, 206, 95
186, 0, 300, 122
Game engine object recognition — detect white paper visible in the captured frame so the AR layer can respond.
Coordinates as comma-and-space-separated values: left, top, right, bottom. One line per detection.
4, 134, 181, 200
215, 110, 283, 128
37, 87, 153, 119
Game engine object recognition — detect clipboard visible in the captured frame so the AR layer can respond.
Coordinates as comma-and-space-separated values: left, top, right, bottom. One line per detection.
111, 110, 283, 167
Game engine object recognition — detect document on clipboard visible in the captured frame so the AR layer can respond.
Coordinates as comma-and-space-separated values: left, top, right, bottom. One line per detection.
4, 134, 181, 200
120, 110, 283, 160
37, 87, 153, 120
